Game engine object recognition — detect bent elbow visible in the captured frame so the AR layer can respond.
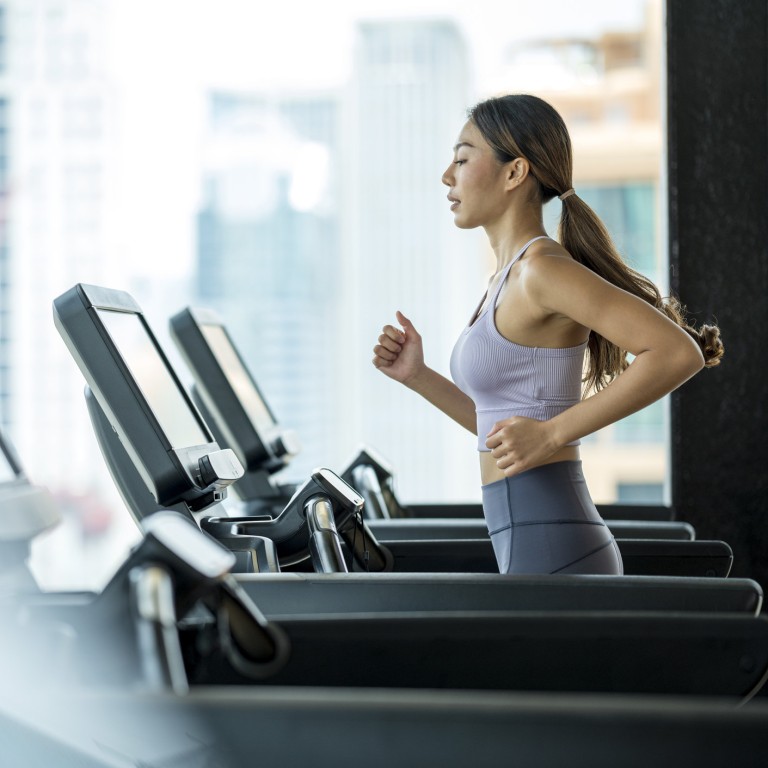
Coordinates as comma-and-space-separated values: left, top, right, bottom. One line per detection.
677, 338, 706, 382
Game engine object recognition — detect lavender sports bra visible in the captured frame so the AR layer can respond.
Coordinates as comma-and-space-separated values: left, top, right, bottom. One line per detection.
450, 236, 587, 452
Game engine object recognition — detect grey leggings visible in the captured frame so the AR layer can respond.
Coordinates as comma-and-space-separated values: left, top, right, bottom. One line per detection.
481, 461, 623, 575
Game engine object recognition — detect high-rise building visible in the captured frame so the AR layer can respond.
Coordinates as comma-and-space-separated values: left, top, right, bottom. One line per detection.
193, 19, 488, 501
194, 90, 344, 482
6, 0, 119, 499
340, 18, 485, 502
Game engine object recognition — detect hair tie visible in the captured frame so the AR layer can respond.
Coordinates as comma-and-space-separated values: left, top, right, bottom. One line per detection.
559, 188, 575, 201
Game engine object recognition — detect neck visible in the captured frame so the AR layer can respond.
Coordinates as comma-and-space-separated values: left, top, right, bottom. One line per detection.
484, 201, 546, 271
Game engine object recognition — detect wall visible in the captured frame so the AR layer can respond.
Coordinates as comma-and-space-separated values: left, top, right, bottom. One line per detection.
667, 0, 768, 589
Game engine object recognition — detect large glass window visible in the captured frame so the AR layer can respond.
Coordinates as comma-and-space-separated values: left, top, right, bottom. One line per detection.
6, 0, 663, 588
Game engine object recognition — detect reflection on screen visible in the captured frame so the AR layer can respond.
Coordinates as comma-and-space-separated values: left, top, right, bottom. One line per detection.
200, 324, 276, 435
98, 309, 210, 449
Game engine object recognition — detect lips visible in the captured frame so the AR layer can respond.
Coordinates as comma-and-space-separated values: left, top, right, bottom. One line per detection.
447, 195, 460, 210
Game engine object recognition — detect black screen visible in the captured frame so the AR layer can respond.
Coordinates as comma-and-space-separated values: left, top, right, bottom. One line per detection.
200, 324, 276, 435
98, 309, 210, 449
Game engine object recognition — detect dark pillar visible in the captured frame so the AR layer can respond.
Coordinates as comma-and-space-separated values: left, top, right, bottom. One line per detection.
667, 0, 768, 588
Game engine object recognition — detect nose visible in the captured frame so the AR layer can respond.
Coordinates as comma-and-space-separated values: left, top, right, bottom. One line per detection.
441, 163, 453, 187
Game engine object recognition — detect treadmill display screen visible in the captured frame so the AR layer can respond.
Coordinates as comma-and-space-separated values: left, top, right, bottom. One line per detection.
98, 309, 210, 449
200, 324, 276, 435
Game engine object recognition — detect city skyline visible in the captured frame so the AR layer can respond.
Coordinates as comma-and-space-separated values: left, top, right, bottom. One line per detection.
103, 0, 650, 278
2, 0, 662, 589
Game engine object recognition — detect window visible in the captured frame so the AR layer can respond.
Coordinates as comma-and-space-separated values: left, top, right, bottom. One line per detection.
9, 0, 663, 588
617, 482, 665, 503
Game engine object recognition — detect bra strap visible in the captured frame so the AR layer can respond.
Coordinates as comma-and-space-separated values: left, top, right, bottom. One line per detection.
490, 235, 550, 303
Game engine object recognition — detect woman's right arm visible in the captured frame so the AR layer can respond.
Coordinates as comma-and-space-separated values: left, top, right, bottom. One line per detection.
372, 310, 478, 435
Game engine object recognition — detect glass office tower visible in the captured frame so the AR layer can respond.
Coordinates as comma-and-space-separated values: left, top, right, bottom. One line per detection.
195, 90, 343, 481
339, 19, 482, 502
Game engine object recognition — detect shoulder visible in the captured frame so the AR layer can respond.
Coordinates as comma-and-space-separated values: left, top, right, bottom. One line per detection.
519, 240, 595, 294
517, 239, 619, 318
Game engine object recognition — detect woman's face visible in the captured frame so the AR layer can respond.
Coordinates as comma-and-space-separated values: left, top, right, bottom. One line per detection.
441, 120, 511, 230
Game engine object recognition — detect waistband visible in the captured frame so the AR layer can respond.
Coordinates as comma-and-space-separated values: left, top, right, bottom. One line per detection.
481, 460, 583, 489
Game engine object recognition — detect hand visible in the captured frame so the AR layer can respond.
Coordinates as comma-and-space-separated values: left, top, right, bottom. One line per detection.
372, 311, 425, 385
485, 416, 558, 476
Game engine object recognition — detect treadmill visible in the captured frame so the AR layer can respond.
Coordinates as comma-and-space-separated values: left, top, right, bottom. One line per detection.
49, 282, 760, 617
5, 510, 768, 766
166, 306, 733, 577
7, 502, 768, 702
46, 282, 768, 702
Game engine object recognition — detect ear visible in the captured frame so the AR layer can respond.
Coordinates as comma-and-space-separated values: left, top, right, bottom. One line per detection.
504, 158, 531, 191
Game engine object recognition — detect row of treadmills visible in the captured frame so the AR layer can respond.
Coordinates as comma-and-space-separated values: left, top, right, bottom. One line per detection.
1, 281, 767, 766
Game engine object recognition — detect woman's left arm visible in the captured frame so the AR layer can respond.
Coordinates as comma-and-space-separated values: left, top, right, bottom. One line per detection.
487, 254, 705, 475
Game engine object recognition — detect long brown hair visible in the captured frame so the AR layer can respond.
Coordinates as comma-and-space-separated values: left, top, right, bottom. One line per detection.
469, 94, 723, 393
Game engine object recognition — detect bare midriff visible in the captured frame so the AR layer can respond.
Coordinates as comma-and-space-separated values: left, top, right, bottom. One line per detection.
479, 444, 581, 486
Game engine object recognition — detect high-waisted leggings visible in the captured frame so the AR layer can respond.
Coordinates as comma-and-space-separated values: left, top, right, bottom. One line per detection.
481, 461, 623, 575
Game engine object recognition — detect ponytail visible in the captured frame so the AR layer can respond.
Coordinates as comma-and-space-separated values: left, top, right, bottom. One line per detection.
559, 195, 723, 392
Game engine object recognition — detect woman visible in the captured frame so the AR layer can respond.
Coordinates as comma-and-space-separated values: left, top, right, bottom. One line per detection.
372, 94, 723, 576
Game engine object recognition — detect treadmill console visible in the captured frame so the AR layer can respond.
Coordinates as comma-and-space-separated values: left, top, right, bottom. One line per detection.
53, 284, 244, 518
284, 468, 365, 522
169, 306, 300, 479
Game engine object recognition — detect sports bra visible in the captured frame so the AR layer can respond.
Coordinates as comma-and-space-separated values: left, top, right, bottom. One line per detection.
449, 236, 587, 452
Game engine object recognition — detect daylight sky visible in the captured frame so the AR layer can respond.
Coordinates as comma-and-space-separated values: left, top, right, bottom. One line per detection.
102, 0, 651, 275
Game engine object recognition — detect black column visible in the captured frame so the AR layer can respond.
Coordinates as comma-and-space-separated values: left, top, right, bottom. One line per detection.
667, 0, 768, 587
